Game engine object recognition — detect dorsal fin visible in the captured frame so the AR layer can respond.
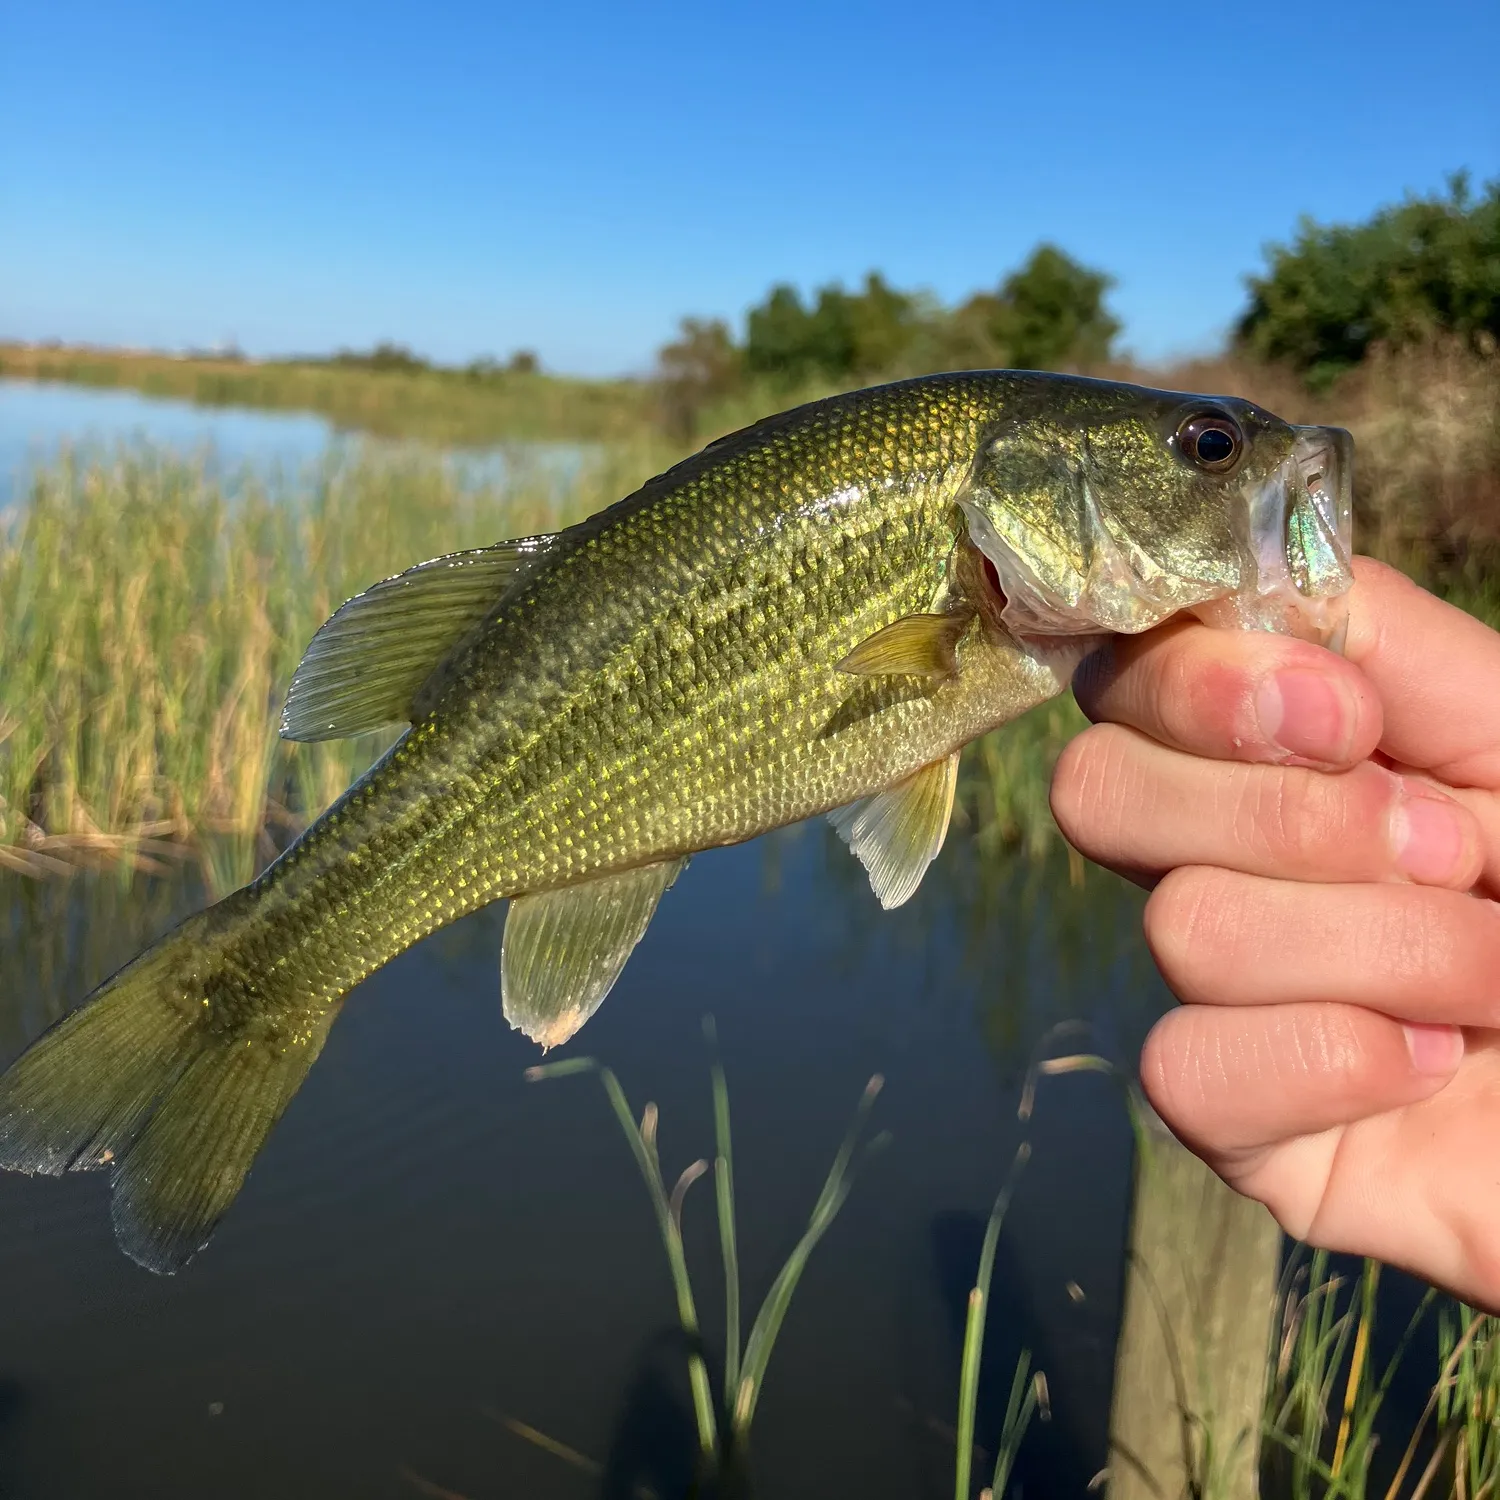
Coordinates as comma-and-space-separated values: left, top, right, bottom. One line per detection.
827, 753, 959, 909
501, 858, 688, 1049
280, 535, 557, 742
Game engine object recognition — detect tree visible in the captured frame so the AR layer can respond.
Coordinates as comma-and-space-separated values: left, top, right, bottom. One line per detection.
957, 245, 1120, 371
655, 317, 744, 442
1237, 175, 1500, 384
330, 341, 430, 373
743, 273, 923, 385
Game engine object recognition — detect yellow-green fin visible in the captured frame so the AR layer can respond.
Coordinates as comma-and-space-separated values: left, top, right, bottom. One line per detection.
280, 535, 557, 741
836, 611, 971, 680
501, 858, 688, 1049
828, 753, 959, 909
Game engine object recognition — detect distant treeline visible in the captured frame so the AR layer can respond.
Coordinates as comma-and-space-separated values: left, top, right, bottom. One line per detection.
655, 174, 1500, 435
653, 244, 1119, 439
319, 341, 542, 379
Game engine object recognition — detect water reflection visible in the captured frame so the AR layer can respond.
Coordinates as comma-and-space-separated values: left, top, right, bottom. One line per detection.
0, 823, 1168, 1498
0, 377, 596, 509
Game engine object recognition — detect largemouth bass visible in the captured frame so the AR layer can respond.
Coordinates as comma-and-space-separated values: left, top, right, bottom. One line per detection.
0, 371, 1354, 1271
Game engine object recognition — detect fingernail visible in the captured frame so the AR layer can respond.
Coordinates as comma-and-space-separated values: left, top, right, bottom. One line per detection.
1390, 785, 1469, 885
1404, 1022, 1464, 1076
1255, 668, 1355, 761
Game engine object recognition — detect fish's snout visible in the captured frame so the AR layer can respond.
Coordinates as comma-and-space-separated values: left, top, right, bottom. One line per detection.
1217, 423, 1356, 652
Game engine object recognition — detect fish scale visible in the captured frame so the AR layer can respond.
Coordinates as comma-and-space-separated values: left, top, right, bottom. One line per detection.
0, 370, 1357, 1270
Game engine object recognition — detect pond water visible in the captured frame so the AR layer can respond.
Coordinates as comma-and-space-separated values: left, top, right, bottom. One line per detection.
0, 832, 1162, 1500
0, 379, 590, 506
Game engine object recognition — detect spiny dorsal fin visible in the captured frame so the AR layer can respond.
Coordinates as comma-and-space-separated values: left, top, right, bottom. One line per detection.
280, 536, 556, 741
501, 857, 688, 1050
828, 753, 959, 909
836, 611, 972, 680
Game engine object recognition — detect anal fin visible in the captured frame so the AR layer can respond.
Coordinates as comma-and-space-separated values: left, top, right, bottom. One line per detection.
836, 611, 972, 680
501, 858, 688, 1049
828, 753, 959, 909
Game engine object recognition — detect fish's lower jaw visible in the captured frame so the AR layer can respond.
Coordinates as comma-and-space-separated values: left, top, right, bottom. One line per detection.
1188, 590, 1351, 652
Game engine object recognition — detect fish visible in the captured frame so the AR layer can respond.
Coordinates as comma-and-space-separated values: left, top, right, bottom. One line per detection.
0, 371, 1355, 1272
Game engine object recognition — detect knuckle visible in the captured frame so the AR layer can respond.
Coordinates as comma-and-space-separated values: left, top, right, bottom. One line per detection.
1372, 889, 1458, 989
1239, 766, 1384, 873
1378, 892, 1500, 1017
1295, 1008, 1369, 1086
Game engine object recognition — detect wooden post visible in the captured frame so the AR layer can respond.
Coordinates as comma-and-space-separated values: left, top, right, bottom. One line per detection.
1107, 1106, 1283, 1500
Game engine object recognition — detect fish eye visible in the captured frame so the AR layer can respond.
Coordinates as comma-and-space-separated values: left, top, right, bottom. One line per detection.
1175, 411, 1244, 474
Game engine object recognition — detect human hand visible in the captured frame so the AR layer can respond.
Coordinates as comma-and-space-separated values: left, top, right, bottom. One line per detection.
1051, 559, 1500, 1311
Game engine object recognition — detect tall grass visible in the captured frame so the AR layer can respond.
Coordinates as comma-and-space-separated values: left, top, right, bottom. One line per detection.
1265, 1248, 1500, 1499
0, 435, 1075, 880
2, 342, 1495, 879
0, 439, 675, 885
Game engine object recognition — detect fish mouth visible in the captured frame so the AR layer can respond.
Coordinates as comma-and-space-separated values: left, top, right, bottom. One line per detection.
1191, 425, 1355, 651
959, 423, 1356, 654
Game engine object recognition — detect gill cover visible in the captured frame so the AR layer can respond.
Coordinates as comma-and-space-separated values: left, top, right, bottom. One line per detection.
957, 411, 1244, 637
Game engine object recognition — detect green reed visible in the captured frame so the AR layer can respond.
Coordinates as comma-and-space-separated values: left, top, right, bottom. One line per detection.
953, 1141, 1036, 1500
1264, 1248, 1500, 1499
0, 436, 1074, 883
0, 439, 675, 887
527, 1023, 889, 1478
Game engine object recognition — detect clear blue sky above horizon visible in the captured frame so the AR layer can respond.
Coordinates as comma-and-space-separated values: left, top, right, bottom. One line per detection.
3, 0, 1496, 376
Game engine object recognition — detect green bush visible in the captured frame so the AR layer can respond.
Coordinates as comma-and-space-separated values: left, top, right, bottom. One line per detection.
1237, 174, 1500, 386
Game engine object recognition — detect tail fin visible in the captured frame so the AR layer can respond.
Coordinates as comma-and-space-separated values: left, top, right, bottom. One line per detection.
0, 901, 339, 1273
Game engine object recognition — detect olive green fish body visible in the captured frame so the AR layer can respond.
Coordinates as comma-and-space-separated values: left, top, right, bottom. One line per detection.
0, 371, 1357, 1269
247, 377, 1064, 1001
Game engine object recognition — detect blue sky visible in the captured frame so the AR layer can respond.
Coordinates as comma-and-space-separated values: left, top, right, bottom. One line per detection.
2, 0, 1496, 375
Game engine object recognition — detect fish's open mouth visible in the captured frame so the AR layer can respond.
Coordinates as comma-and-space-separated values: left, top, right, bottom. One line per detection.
1192, 425, 1355, 650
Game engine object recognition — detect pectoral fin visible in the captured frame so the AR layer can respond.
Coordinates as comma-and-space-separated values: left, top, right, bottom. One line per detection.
501, 858, 688, 1049
828, 753, 959, 910
280, 534, 557, 741
836, 611, 972, 680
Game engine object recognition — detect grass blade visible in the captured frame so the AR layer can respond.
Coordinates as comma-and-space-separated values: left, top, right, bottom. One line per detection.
594, 1067, 719, 1457
705, 1017, 742, 1404
733, 1074, 886, 1436
954, 1141, 1031, 1500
